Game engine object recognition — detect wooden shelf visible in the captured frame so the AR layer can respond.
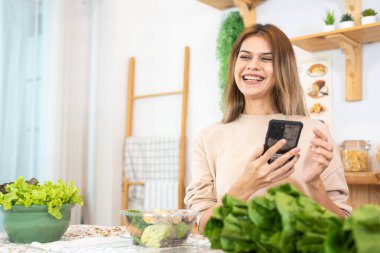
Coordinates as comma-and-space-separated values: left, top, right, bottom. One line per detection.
197, 0, 235, 10
197, 0, 264, 27
291, 22, 380, 52
345, 172, 380, 185
291, 22, 380, 101
197, 0, 261, 10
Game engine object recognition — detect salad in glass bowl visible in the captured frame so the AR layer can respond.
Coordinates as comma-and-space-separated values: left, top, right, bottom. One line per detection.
120, 209, 199, 248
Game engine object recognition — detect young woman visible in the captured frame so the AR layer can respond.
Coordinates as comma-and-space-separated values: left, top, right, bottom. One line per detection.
184, 24, 351, 234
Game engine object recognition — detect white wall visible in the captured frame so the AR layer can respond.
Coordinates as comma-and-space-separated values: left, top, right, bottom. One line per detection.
93, 0, 380, 226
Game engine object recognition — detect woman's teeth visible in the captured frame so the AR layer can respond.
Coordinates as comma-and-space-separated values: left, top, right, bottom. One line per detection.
243, 75, 264, 81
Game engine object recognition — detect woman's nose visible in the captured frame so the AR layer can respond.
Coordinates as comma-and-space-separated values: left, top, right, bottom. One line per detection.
247, 59, 260, 70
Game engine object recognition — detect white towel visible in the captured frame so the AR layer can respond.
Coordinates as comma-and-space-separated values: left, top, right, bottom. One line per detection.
31, 234, 211, 252
31, 236, 133, 253
123, 136, 180, 210
144, 180, 178, 210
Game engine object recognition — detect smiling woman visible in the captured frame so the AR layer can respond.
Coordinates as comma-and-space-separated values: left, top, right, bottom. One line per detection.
185, 24, 351, 234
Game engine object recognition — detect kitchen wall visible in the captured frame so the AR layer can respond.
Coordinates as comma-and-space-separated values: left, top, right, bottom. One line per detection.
93, 0, 380, 226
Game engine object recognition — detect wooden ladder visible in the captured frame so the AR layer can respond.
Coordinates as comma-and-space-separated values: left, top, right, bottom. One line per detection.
122, 47, 190, 211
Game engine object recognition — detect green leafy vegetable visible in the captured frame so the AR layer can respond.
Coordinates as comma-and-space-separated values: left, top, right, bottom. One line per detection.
345, 205, 380, 253
141, 224, 171, 248
126, 210, 149, 231
204, 183, 380, 253
0, 177, 83, 219
173, 222, 191, 239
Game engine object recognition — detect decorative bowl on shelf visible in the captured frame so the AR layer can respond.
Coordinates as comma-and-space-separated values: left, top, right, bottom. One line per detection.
120, 209, 199, 248
0, 204, 74, 243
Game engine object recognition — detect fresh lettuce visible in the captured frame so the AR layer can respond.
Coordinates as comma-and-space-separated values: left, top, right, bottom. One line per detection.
0, 177, 83, 219
126, 210, 149, 231
173, 222, 191, 239
204, 184, 380, 253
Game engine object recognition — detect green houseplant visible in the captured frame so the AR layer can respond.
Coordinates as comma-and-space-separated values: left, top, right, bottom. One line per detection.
0, 177, 83, 243
339, 12, 355, 29
216, 11, 244, 111
361, 8, 377, 25
323, 10, 336, 32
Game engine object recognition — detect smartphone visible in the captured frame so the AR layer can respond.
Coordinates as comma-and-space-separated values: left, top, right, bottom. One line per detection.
264, 119, 303, 163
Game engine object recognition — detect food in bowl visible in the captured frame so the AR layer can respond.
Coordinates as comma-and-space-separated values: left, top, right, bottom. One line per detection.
121, 209, 199, 248
308, 80, 328, 98
0, 177, 83, 243
310, 102, 325, 113
307, 63, 327, 77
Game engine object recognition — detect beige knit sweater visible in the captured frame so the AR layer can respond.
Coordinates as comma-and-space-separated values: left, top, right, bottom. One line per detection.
184, 114, 352, 217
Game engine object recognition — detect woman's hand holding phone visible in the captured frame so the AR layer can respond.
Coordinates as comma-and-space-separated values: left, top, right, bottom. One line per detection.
228, 139, 301, 201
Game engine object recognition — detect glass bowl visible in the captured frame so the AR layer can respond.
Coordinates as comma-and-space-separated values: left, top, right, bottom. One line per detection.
120, 209, 199, 248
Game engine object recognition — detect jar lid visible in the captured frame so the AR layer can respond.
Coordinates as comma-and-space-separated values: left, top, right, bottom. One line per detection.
341, 140, 371, 150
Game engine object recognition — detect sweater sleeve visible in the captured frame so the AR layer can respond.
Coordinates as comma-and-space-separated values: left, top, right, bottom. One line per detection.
184, 131, 217, 220
318, 122, 352, 216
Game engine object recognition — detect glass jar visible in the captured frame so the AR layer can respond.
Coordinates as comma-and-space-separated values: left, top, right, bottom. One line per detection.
340, 140, 371, 172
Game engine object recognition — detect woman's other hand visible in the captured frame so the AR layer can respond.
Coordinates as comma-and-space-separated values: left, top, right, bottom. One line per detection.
228, 139, 300, 201
302, 128, 346, 218
303, 128, 334, 184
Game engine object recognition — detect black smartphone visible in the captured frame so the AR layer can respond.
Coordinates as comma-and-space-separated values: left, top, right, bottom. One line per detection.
264, 119, 303, 163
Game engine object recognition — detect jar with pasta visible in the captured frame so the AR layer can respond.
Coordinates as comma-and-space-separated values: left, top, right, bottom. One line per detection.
340, 140, 370, 172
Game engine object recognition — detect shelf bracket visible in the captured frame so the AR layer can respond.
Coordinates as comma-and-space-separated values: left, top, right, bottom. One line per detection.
233, 0, 263, 27
326, 34, 362, 101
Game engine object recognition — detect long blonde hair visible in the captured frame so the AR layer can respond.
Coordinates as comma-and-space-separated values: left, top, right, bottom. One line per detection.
222, 24, 308, 123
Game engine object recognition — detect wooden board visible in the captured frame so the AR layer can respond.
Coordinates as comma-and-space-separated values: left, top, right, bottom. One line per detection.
197, 0, 262, 10
348, 184, 370, 208
370, 185, 380, 205
345, 172, 380, 185
197, 0, 235, 10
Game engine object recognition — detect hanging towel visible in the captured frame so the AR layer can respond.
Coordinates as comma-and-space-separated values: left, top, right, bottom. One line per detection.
124, 136, 180, 210
144, 180, 178, 210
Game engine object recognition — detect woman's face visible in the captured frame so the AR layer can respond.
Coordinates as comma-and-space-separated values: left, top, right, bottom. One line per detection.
234, 35, 275, 100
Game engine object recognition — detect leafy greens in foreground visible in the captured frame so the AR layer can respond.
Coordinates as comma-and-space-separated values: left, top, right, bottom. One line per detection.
0, 177, 83, 219
204, 184, 380, 253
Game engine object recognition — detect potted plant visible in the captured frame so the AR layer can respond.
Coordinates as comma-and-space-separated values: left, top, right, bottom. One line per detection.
361, 8, 377, 25
323, 10, 336, 32
339, 13, 355, 29
0, 177, 83, 243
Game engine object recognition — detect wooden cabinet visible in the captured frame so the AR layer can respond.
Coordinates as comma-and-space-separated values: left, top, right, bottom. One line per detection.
345, 172, 380, 208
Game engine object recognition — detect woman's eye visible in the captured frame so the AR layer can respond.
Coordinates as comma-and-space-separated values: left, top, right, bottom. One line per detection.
239, 55, 250, 60
262, 57, 272, 62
